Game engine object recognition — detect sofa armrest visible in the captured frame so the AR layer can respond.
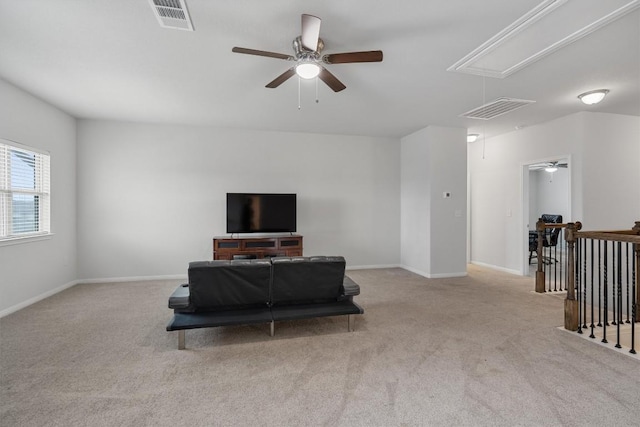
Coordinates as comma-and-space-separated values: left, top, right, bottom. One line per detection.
342, 275, 360, 296
168, 284, 191, 310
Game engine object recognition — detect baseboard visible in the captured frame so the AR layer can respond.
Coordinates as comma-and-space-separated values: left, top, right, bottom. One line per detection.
470, 261, 520, 276
427, 271, 469, 278
346, 264, 401, 271
1, 274, 189, 317
400, 265, 468, 279
78, 274, 187, 284
0, 279, 79, 318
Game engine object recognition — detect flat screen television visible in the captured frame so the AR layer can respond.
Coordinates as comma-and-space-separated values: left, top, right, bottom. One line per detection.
226, 193, 297, 233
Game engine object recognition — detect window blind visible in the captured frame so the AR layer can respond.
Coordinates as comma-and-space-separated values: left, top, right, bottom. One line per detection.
0, 139, 50, 241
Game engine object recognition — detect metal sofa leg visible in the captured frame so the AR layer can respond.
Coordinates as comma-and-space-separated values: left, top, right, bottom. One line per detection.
348, 315, 354, 332
178, 330, 185, 350
270, 321, 275, 337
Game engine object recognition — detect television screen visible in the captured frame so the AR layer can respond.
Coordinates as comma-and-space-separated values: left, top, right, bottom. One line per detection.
226, 193, 297, 233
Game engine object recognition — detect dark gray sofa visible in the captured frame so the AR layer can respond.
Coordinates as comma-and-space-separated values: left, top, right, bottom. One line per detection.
166, 256, 363, 349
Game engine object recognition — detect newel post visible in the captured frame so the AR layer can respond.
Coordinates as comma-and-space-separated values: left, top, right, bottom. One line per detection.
564, 221, 582, 330
535, 218, 545, 293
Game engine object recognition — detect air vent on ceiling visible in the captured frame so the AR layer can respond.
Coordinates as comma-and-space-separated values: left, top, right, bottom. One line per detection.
149, 0, 194, 31
460, 97, 536, 120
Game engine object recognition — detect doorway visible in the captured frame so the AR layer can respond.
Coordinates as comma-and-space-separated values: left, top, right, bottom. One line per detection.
521, 156, 571, 276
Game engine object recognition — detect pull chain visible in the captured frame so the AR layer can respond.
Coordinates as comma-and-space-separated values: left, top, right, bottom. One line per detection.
297, 77, 320, 109
481, 72, 486, 160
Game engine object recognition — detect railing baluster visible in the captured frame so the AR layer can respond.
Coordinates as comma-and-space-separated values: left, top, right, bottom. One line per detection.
603, 242, 608, 343
626, 243, 630, 323
612, 243, 617, 326
559, 230, 564, 291
577, 238, 583, 334
560, 232, 567, 291
582, 238, 588, 329
545, 234, 550, 292
589, 239, 595, 338
553, 242, 558, 292
598, 240, 602, 327
616, 241, 622, 348
631, 242, 637, 354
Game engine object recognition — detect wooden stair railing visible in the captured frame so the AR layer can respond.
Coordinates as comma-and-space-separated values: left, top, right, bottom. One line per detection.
563, 221, 640, 354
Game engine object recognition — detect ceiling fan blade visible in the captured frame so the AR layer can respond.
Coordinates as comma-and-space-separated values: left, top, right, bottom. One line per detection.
301, 14, 321, 51
266, 68, 296, 88
318, 67, 346, 92
549, 161, 568, 168
323, 50, 383, 64
232, 47, 293, 61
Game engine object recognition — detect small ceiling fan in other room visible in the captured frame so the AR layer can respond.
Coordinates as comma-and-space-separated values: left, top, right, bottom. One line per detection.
529, 161, 568, 172
232, 14, 383, 92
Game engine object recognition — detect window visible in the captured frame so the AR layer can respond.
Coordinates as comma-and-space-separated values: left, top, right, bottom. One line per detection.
0, 139, 50, 241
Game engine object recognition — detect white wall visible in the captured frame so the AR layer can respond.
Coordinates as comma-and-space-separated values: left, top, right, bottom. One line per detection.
401, 126, 467, 277
428, 127, 467, 276
0, 78, 77, 315
469, 111, 639, 274
76, 120, 401, 280
582, 113, 640, 229
400, 127, 431, 274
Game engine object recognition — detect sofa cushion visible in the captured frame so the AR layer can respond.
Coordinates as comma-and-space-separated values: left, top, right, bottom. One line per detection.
342, 275, 360, 296
168, 284, 191, 311
188, 259, 271, 311
270, 256, 346, 305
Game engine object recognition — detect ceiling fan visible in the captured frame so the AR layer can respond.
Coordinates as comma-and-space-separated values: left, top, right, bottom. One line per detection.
232, 14, 383, 92
529, 161, 568, 172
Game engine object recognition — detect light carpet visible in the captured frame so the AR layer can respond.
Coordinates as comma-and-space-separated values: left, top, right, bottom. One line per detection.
1, 265, 639, 426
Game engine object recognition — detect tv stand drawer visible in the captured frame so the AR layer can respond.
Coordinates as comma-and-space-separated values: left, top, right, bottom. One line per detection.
213, 235, 303, 260
244, 239, 277, 249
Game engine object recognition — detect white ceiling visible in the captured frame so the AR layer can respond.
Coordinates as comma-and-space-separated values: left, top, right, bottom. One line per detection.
0, 0, 638, 138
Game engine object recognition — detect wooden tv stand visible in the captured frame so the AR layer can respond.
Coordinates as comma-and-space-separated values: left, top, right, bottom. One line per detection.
213, 235, 303, 260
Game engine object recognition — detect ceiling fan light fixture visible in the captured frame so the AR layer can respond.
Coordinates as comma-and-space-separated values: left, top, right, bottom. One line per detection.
545, 166, 558, 173
578, 89, 609, 105
295, 62, 320, 79
467, 134, 479, 143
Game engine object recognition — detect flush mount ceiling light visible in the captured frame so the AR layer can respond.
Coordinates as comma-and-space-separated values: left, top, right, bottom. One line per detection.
295, 62, 320, 79
467, 134, 480, 143
578, 89, 609, 105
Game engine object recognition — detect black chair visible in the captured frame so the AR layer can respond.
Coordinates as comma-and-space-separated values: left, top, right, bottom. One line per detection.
528, 231, 538, 264
529, 214, 563, 264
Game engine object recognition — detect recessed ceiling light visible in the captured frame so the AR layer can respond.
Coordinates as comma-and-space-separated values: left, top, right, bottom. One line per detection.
467, 134, 479, 143
578, 89, 609, 105
296, 62, 320, 79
